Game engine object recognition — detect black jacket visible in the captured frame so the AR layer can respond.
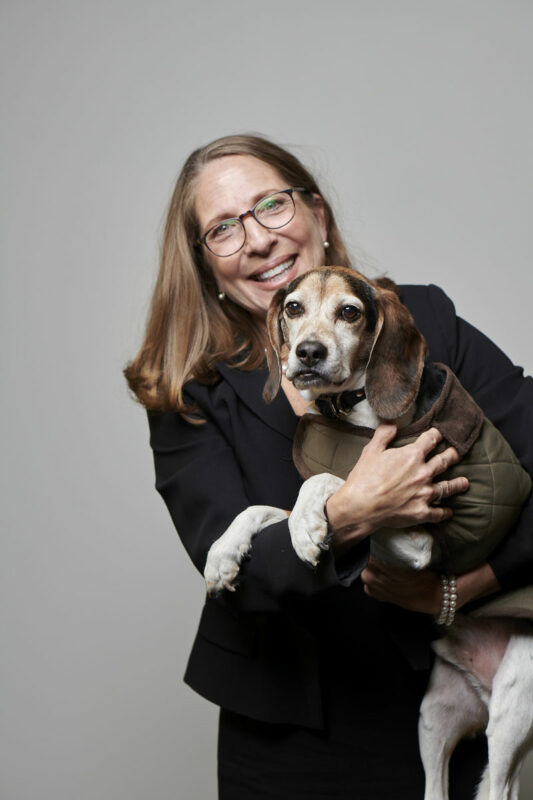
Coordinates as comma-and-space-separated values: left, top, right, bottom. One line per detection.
148, 284, 533, 728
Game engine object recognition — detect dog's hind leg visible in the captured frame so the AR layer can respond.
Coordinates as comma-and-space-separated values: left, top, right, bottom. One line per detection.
419, 656, 488, 800
474, 764, 490, 800
484, 631, 533, 800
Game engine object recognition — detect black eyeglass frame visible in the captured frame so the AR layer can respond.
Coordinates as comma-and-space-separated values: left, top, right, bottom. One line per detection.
197, 187, 312, 257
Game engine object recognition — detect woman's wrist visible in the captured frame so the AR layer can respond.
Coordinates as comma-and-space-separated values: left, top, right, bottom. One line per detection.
455, 562, 501, 610
325, 489, 374, 555
434, 563, 500, 626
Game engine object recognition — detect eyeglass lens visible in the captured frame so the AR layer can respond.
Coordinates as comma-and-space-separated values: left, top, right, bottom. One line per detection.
204, 191, 295, 256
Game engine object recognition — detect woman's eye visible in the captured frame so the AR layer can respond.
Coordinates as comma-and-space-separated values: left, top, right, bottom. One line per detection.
259, 198, 278, 211
285, 301, 303, 317
210, 220, 239, 240
257, 195, 283, 214
340, 305, 361, 322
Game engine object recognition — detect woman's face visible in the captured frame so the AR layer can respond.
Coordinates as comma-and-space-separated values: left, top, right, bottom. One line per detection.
194, 155, 328, 318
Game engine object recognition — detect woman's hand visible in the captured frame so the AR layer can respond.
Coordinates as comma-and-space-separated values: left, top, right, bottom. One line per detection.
361, 556, 442, 614
361, 557, 501, 615
326, 423, 468, 552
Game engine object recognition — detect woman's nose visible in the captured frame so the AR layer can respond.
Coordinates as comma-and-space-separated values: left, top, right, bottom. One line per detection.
242, 217, 276, 254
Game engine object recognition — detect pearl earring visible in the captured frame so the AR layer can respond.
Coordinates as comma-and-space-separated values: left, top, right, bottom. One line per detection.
323, 240, 330, 249
217, 290, 225, 300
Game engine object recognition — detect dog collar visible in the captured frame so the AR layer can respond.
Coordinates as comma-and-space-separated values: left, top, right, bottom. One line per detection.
315, 387, 366, 419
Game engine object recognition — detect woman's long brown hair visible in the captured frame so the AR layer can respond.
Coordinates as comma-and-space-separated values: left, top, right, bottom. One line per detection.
124, 134, 352, 418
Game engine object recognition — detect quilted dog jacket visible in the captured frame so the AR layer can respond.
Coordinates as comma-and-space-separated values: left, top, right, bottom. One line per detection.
293, 364, 532, 573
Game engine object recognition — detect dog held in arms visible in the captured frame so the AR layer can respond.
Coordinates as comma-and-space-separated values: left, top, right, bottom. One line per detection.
204, 266, 533, 800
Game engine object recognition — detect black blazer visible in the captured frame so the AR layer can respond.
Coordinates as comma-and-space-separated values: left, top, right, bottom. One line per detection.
148, 284, 533, 728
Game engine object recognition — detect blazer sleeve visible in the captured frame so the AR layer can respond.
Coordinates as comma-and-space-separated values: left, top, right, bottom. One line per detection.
426, 284, 533, 589
148, 388, 348, 613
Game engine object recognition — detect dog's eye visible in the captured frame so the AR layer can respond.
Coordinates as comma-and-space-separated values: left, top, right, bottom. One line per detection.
339, 305, 361, 322
285, 301, 303, 317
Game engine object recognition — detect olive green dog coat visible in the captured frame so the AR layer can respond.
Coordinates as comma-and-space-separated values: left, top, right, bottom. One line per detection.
293, 364, 532, 573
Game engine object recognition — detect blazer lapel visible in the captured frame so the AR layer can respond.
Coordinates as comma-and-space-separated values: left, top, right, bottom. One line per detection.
216, 362, 299, 441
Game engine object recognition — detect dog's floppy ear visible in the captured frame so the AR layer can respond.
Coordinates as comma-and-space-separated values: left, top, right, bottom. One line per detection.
263, 288, 287, 403
365, 288, 427, 420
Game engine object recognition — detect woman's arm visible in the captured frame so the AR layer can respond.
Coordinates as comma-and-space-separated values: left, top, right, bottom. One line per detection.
148, 393, 349, 613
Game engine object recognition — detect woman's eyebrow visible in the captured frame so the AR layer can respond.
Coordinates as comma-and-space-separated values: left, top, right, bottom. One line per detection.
204, 187, 282, 230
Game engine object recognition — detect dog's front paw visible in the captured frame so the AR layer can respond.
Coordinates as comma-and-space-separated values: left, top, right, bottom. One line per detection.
289, 474, 345, 567
204, 506, 288, 595
204, 538, 250, 596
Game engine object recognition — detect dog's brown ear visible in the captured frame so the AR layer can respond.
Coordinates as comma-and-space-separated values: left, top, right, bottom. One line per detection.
365, 289, 427, 420
263, 289, 286, 403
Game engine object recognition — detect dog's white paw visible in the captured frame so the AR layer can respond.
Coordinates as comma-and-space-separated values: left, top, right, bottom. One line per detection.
371, 528, 434, 569
204, 506, 288, 595
204, 538, 251, 596
289, 474, 345, 567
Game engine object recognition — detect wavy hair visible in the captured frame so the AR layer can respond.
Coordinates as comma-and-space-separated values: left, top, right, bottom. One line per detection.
124, 134, 353, 415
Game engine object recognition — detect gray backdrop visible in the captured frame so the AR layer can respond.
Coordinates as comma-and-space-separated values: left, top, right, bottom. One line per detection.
2, 1, 532, 798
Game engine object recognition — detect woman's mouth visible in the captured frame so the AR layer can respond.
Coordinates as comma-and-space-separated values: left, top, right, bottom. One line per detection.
251, 256, 296, 283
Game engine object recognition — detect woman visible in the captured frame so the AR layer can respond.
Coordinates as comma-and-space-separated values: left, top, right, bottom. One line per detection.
125, 134, 533, 799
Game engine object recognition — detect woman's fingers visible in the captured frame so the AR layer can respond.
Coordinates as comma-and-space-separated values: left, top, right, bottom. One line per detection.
340, 424, 469, 534
369, 423, 398, 451
427, 444, 461, 477
425, 504, 454, 524
430, 477, 469, 504
413, 427, 443, 456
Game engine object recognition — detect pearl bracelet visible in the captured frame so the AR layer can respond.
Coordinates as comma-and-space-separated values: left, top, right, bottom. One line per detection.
436, 574, 457, 627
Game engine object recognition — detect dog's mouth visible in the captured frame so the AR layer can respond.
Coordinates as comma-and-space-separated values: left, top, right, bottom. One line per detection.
291, 368, 354, 396
292, 370, 325, 389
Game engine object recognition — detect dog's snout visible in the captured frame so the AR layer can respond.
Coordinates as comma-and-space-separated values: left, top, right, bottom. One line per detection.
296, 340, 328, 367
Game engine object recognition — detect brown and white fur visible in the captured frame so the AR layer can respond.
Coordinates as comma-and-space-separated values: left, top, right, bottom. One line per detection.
204, 266, 533, 800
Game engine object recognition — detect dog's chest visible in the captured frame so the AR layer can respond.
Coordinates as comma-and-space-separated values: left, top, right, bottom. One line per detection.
345, 400, 380, 429
345, 400, 416, 429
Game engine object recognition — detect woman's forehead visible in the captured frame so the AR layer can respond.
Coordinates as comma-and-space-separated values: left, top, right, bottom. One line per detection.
194, 155, 285, 228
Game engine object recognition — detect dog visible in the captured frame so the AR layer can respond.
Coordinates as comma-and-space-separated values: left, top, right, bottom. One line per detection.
204, 266, 533, 800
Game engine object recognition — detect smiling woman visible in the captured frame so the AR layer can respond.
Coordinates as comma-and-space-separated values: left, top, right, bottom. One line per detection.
124, 134, 533, 800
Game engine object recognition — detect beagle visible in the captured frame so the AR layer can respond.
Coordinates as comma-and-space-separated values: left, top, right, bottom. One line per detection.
204, 266, 533, 800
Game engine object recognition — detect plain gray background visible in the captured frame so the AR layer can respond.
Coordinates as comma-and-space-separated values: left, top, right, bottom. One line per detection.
1, 1, 532, 798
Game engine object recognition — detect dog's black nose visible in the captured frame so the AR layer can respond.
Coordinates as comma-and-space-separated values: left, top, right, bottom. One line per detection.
296, 340, 328, 367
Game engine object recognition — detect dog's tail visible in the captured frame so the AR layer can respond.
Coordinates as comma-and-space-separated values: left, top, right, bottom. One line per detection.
474, 765, 490, 800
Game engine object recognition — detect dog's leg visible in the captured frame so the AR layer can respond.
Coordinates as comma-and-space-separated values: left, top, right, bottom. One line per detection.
419, 656, 488, 800
204, 506, 288, 595
288, 473, 345, 567
484, 631, 533, 800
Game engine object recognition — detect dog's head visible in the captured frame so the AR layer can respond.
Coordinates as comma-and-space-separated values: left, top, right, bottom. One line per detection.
263, 266, 427, 421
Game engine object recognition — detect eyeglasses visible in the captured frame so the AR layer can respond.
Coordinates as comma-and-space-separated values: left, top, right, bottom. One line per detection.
198, 187, 311, 257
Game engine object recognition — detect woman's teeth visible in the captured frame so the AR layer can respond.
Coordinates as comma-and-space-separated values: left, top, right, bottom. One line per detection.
253, 257, 295, 282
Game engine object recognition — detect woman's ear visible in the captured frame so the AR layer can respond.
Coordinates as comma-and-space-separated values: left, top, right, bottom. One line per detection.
263, 289, 287, 403
365, 289, 427, 420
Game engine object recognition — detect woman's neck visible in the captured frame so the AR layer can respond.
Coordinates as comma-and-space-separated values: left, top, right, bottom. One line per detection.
281, 374, 312, 416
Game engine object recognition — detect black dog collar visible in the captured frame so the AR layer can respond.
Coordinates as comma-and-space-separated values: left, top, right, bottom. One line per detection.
315, 388, 366, 420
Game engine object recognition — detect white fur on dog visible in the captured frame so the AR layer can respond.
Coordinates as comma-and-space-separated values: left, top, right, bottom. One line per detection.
204, 506, 288, 595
